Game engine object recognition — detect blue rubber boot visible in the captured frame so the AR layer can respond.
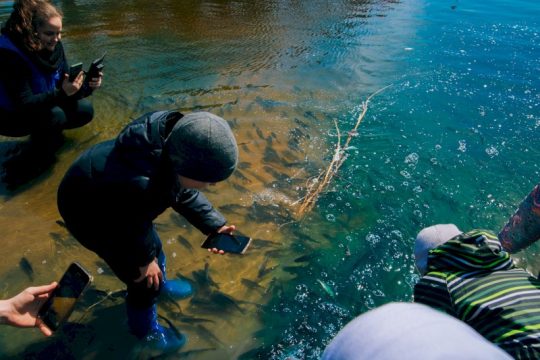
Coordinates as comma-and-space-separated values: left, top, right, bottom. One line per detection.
158, 252, 193, 299
126, 303, 186, 352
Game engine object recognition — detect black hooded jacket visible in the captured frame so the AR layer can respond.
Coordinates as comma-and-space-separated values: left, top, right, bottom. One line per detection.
57, 110, 227, 266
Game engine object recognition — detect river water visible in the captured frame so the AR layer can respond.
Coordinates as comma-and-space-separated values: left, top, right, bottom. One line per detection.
0, 0, 539, 358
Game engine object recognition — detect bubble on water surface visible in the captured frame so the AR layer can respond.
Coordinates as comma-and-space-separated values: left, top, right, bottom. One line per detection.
404, 152, 419, 166
485, 146, 499, 157
458, 140, 467, 152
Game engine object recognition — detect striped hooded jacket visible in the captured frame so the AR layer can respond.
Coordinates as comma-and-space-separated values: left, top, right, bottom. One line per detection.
414, 229, 540, 359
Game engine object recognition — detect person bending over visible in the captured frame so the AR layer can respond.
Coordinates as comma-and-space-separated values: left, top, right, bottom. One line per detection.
57, 110, 238, 352
413, 223, 540, 358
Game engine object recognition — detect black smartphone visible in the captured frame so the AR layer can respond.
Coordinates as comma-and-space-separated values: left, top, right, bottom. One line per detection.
85, 53, 106, 81
68, 62, 83, 82
37, 262, 92, 332
201, 233, 252, 254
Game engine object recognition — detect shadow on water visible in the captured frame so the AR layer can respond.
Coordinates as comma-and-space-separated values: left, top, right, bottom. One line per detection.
0, 138, 59, 196
19, 304, 143, 360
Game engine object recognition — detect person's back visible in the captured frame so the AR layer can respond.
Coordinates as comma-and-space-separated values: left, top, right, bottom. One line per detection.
322, 302, 512, 360
414, 227, 540, 358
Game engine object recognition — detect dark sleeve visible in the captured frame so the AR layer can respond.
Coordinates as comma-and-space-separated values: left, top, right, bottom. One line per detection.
130, 222, 159, 267
171, 188, 227, 234
413, 275, 456, 316
0, 49, 67, 111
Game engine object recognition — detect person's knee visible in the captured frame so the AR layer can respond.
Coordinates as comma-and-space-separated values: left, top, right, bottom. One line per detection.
78, 99, 94, 123
63, 99, 94, 130
49, 106, 68, 130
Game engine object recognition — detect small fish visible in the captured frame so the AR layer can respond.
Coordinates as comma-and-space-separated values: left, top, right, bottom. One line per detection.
251, 239, 280, 248
176, 234, 194, 252
157, 314, 183, 341
241, 278, 265, 292
232, 183, 250, 193
173, 314, 215, 324
154, 222, 173, 232
317, 279, 335, 298
345, 246, 351, 257
219, 204, 245, 215
209, 291, 244, 313
49, 232, 64, 244
294, 117, 309, 129
255, 126, 265, 140
294, 253, 316, 263
55, 220, 67, 228
19, 257, 34, 281
258, 263, 278, 279
204, 262, 220, 288
191, 270, 218, 291
265, 277, 283, 296
170, 212, 189, 227
263, 146, 281, 163
233, 170, 252, 184
194, 324, 224, 346
257, 256, 271, 279
160, 291, 183, 313
237, 162, 251, 169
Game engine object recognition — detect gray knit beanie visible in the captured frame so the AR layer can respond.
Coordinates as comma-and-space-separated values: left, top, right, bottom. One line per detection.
165, 112, 238, 182
414, 224, 462, 275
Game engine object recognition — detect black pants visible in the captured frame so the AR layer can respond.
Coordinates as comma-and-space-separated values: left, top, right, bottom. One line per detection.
0, 98, 94, 137
63, 217, 164, 309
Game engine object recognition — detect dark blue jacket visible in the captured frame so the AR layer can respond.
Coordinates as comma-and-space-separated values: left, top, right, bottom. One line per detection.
58, 110, 227, 266
0, 35, 64, 111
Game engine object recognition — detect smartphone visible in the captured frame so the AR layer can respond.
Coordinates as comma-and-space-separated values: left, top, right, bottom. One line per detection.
201, 233, 252, 254
37, 262, 92, 332
68, 62, 83, 82
85, 53, 106, 81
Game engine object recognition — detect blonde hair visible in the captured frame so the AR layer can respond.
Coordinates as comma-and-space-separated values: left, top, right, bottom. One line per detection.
2, 0, 63, 51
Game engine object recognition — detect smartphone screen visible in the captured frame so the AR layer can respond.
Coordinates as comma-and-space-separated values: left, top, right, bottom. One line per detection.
68, 62, 83, 82
201, 233, 252, 254
37, 262, 92, 331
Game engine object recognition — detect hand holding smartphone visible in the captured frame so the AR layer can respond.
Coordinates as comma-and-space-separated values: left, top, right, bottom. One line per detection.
201, 233, 252, 254
68, 62, 83, 82
85, 53, 106, 82
37, 262, 92, 332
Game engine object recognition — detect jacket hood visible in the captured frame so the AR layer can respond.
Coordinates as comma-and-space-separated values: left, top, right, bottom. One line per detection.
113, 110, 182, 178
426, 230, 515, 274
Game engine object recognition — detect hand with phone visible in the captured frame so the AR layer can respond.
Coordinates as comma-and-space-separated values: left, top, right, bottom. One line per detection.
0, 282, 58, 336
84, 53, 105, 90
202, 225, 253, 255
37, 262, 92, 333
62, 62, 84, 96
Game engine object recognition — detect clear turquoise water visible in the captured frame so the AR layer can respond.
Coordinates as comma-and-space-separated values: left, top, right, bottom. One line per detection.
0, 0, 539, 358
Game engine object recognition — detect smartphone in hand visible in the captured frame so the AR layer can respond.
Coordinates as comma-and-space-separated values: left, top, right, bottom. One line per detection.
37, 262, 92, 332
201, 233, 252, 254
68, 62, 83, 82
85, 53, 106, 82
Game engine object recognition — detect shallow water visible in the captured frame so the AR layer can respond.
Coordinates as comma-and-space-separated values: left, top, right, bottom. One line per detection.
0, 0, 539, 358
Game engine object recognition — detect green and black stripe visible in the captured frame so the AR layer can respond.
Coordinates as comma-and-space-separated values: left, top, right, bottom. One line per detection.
414, 230, 540, 359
